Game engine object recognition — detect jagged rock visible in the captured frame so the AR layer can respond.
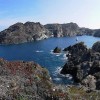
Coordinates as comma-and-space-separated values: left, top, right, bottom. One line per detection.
0, 22, 51, 44
92, 41, 100, 53
53, 47, 61, 53
61, 42, 100, 88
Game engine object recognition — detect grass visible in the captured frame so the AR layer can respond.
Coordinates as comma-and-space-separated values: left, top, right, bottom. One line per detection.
68, 86, 100, 100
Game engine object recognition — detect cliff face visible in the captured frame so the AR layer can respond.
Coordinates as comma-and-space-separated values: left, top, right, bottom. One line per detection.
0, 22, 51, 44
44, 24, 63, 37
45, 22, 95, 37
45, 22, 80, 37
61, 41, 100, 90
62, 23, 80, 36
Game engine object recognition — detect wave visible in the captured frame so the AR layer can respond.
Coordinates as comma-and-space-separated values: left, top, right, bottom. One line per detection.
50, 50, 62, 56
63, 54, 68, 60
53, 78, 61, 81
35, 50, 44, 53
54, 66, 73, 80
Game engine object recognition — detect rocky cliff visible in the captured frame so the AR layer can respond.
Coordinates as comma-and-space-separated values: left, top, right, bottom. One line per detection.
0, 22, 51, 44
45, 22, 80, 37
45, 22, 95, 37
61, 41, 100, 90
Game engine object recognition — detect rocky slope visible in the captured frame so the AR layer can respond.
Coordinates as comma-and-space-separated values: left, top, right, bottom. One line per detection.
0, 22, 51, 44
0, 58, 70, 100
45, 23, 95, 37
45, 22, 80, 37
61, 41, 100, 90
0, 58, 100, 99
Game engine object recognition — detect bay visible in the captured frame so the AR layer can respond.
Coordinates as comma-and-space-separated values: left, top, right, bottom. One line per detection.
0, 35, 99, 84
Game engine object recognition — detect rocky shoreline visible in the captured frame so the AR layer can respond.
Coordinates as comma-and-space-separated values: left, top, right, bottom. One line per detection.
0, 21, 100, 44
60, 41, 100, 91
0, 41, 99, 99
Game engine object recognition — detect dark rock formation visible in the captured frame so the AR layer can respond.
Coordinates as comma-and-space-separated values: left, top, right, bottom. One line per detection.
53, 47, 61, 53
92, 41, 100, 53
94, 29, 100, 37
0, 22, 51, 44
61, 42, 100, 90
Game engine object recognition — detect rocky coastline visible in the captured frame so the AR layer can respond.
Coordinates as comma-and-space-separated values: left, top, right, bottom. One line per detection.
0, 21, 100, 44
61, 41, 100, 91
0, 41, 99, 99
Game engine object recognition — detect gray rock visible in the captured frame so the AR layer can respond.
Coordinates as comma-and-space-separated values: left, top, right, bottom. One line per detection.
0, 22, 51, 44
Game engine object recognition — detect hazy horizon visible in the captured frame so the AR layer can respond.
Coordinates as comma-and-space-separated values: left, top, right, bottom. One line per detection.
0, 0, 100, 31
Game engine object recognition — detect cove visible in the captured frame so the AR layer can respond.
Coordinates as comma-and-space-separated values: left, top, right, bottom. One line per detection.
0, 35, 100, 84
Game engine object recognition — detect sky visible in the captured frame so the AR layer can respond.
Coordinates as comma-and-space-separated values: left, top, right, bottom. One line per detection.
0, 0, 100, 31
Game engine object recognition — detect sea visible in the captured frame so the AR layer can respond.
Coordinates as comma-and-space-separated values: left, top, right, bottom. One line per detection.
0, 35, 100, 84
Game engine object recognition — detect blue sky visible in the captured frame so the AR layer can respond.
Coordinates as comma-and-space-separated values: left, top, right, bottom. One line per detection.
0, 0, 100, 30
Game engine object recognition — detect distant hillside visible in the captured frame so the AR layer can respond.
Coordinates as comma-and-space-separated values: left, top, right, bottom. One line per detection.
0, 22, 51, 44
45, 22, 95, 37
0, 21, 99, 44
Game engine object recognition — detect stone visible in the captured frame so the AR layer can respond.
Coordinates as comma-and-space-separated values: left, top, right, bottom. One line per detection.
53, 47, 61, 53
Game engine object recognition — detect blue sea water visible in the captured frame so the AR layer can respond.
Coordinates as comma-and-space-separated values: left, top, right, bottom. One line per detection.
0, 35, 99, 84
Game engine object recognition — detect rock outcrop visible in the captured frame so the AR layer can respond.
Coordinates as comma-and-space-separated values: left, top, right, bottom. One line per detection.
92, 41, 100, 52
0, 58, 69, 100
44, 24, 63, 37
61, 42, 100, 90
53, 47, 61, 53
45, 22, 80, 37
0, 22, 51, 44
45, 23, 95, 37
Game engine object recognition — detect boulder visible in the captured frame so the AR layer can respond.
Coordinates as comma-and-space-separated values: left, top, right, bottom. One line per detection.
53, 47, 61, 53
92, 41, 100, 53
82, 75, 96, 91
61, 42, 100, 89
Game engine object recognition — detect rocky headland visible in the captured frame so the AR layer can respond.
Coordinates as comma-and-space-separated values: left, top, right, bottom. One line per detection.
45, 22, 95, 37
0, 21, 100, 44
0, 22, 51, 44
61, 41, 100, 91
